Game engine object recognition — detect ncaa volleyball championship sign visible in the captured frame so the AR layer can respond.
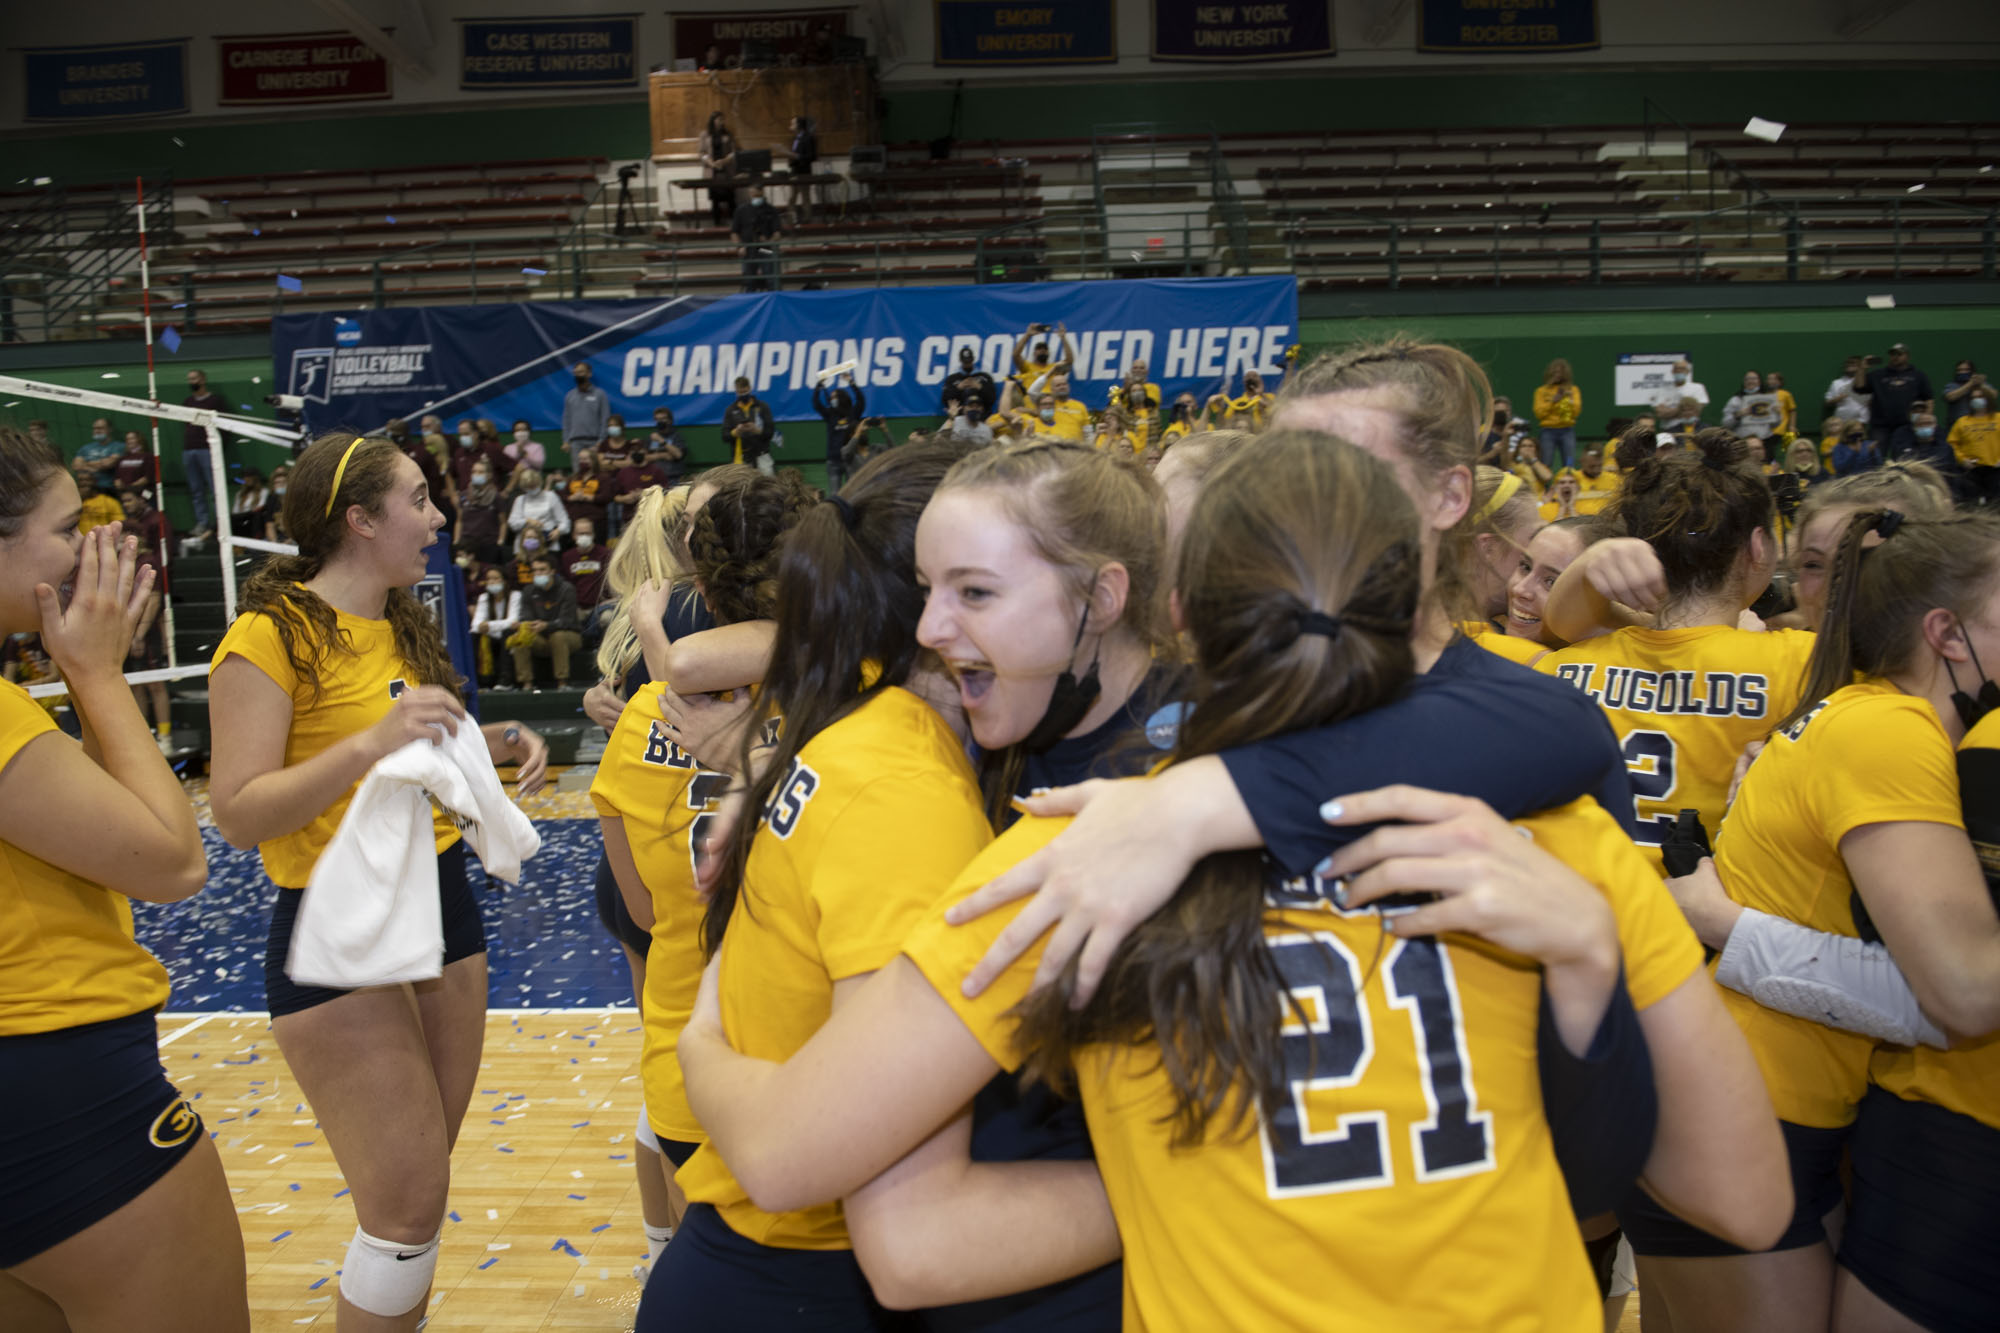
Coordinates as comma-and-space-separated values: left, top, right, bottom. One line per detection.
270, 278, 1297, 434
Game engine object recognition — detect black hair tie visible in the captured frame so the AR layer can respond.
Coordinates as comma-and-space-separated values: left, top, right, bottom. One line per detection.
1874, 508, 1905, 539
1297, 610, 1344, 640
1702, 451, 1731, 472
826, 495, 859, 530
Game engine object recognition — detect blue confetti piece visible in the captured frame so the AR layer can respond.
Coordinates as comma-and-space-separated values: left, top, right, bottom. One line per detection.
334, 1188, 350, 1198
609, 1154, 627, 1160
551, 1238, 583, 1258
523, 267, 547, 276
568, 1193, 586, 1200
246, 1109, 259, 1118
251, 227, 261, 236
158, 326, 181, 353
449, 1210, 462, 1222
275, 274, 302, 293
289, 1183, 301, 1191
590, 1223, 611, 1233
508, 1093, 525, 1100
490, 1119, 506, 1126
479, 1257, 498, 1270
294, 1141, 313, 1147
497, 1146, 514, 1153
310, 1277, 327, 1290
571, 1121, 589, 1129
271, 1230, 292, 1243
386, 215, 397, 224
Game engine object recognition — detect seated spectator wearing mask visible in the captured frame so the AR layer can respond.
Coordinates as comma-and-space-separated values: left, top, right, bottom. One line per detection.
1951, 388, 2000, 506
1042, 370, 1090, 442
506, 420, 546, 474
1830, 419, 1881, 476
1652, 359, 1709, 421
508, 467, 570, 542
599, 415, 631, 468
565, 450, 609, 534
1721, 371, 1782, 441
471, 571, 523, 689
75, 418, 121, 477
1908, 408, 1947, 471
512, 520, 552, 586
265, 465, 292, 543
111, 431, 155, 495
1943, 359, 1986, 430
560, 520, 611, 609
512, 556, 584, 690
644, 408, 686, 482
455, 459, 506, 565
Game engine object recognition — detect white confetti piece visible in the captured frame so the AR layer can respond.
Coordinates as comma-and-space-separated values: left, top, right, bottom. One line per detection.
487, 1243, 511, 1251
570, 1170, 584, 1179
487, 1209, 500, 1220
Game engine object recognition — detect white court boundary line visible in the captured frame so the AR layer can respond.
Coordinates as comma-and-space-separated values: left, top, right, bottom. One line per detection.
156, 1012, 220, 1045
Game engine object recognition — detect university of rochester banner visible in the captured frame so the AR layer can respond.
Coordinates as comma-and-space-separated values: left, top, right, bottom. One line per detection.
1417, 0, 1600, 54
673, 9, 849, 62
269, 278, 1298, 434
934, 0, 1117, 66
1152, 0, 1333, 63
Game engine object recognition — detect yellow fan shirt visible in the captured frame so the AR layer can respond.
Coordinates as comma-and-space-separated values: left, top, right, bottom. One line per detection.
212, 595, 459, 889
675, 686, 992, 1249
0, 679, 172, 1035
1949, 414, 2000, 469
1046, 397, 1091, 443
590, 683, 726, 1145
904, 795, 1700, 1333
1712, 680, 1962, 1128
1539, 625, 1816, 874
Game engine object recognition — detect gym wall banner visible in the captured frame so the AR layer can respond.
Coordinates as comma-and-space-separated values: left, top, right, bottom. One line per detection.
1151, 0, 1333, 63
934, 0, 1117, 66
269, 277, 1297, 436
1417, 0, 1600, 54
673, 9, 849, 63
22, 38, 188, 122
217, 32, 392, 106
460, 15, 639, 90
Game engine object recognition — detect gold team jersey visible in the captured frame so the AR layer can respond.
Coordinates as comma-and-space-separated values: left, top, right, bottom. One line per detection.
1713, 680, 1962, 1128
1949, 415, 2000, 469
904, 795, 1701, 1333
1539, 626, 1817, 873
213, 595, 460, 888
0, 679, 172, 1035
589, 683, 729, 1145
1458, 621, 1544, 665
676, 686, 992, 1249
1046, 397, 1091, 443
1868, 710, 2000, 1132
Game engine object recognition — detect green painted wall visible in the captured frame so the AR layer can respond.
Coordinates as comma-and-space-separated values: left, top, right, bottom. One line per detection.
1298, 306, 2000, 443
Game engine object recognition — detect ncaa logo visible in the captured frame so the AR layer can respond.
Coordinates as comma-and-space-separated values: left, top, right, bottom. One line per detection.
334, 316, 363, 346
149, 1098, 200, 1148
289, 348, 334, 405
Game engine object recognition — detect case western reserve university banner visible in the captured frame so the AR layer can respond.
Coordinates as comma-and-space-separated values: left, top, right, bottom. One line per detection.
935, 0, 1116, 66
1152, 0, 1332, 63
269, 277, 1297, 434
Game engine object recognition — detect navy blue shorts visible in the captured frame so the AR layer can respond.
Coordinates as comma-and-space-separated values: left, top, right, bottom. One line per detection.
592, 851, 651, 958
659, 1136, 700, 1169
637, 1203, 910, 1332
264, 841, 485, 1017
0, 1011, 202, 1267
1839, 1085, 2000, 1333
1617, 1118, 1847, 1257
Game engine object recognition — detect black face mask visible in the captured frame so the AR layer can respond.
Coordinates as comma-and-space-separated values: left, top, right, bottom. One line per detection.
575, 376, 591, 389
737, 393, 752, 404
1018, 600, 1102, 753
1946, 631, 2000, 731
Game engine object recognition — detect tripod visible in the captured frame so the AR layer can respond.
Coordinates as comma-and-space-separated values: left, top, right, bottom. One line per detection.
614, 168, 642, 236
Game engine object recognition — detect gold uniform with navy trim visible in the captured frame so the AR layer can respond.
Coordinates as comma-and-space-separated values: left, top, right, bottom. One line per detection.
213, 596, 459, 888
903, 796, 1703, 1333
1538, 626, 1816, 873
675, 686, 992, 1249
1868, 709, 2000, 1132
1459, 621, 1545, 665
0, 679, 172, 1036
589, 683, 728, 1146
1713, 680, 1963, 1129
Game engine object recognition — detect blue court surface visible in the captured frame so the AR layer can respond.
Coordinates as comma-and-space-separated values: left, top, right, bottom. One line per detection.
134, 820, 634, 1011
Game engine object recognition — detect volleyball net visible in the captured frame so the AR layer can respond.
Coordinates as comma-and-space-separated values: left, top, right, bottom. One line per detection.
0, 372, 302, 699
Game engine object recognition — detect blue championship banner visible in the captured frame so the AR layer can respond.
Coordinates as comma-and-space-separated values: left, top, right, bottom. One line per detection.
460, 15, 638, 89
23, 39, 189, 122
1152, 0, 1332, 63
270, 278, 1297, 435
1418, 0, 1600, 53
935, 0, 1116, 66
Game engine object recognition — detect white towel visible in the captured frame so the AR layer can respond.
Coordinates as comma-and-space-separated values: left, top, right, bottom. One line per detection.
289, 721, 541, 989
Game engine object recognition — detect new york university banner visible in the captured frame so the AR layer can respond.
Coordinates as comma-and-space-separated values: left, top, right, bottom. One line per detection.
1152, 0, 1333, 63
1418, 0, 1600, 54
269, 278, 1298, 435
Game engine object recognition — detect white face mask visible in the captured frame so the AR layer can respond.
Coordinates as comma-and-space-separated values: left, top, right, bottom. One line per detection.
471, 471, 490, 486
458, 433, 474, 446
486, 583, 505, 596
514, 430, 532, 443
1673, 373, 1689, 385
574, 531, 594, 548
607, 424, 622, 436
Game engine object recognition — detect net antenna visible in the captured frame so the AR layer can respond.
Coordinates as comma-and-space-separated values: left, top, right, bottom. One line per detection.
0, 373, 302, 699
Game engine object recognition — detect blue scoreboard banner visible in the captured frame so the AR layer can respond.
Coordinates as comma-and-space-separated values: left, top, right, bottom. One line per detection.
460, 15, 638, 89
935, 0, 1117, 66
1152, 0, 1332, 63
1418, 0, 1600, 54
23, 39, 189, 122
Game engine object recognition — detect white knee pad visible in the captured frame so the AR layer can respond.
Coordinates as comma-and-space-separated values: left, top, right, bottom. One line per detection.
635, 1104, 663, 1156
343, 1225, 439, 1317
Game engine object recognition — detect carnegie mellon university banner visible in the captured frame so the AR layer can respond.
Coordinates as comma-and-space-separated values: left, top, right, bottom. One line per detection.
269, 278, 1298, 434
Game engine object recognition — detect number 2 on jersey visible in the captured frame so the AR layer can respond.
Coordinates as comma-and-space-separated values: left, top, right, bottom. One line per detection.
1622, 728, 1680, 846
1261, 932, 1495, 1198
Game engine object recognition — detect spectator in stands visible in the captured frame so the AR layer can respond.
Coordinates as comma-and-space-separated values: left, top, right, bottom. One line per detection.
1910, 407, 1948, 470
1824, 353, 1872, 427
786, 115, 819, 222
614, 450, 674, 515
512, 555, 584, 691
1537, 470, 1582, 522
1012, 323, 1074, 392
944, 346, 997, 416
504, 420, 547, 481
114, 485, 173, 741
1116, 360, 1162, 446
1831, 419, 1881, 476
814, 372, 866, 490
70, 460, 122, 535
1855, 341, 1935, 461
513, 519, 553, 584
1502, 428, 1552, 495
1951, 388, 2000, 505
1532, 358, 1582, 469
1721, 371, 1782, 441
1095, 406, 1135, 457
420, 428, 453, 485
597, 415, 632, 471
75, 418, 120, 478
700, 112, 739, 227
733, 186, 781, 291
1765, 371, 1798, 439
112, 430, 155, 496
232, 469, 270, 536
560, 519, 610, 608
563, 362, 611, 460
1661, 394, 1705, 436
722, 376, 776, 473
1574, 447, 1618, 510
508, 467, 570, 542
645, 407, 687, 481
1944, 359, 1987, 430
265, 464, 292, 543
1476, 397, 1513, 465
180, 369, 224, 540
1039, 373, 1088, 442
25, 421, 53, 453
841, 418, 895, 474
944, 392, 995, 447
472, 568, 522, 690
1652, 359, 1708, 425
564, 450, 609, 534
1206, 371, 1275, 432
1159, 393, 1199, 448
384, 417, 447, 509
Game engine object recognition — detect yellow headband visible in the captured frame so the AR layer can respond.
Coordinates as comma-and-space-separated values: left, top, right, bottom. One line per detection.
1471, 469, 1523, 526
324, 437, 366, 517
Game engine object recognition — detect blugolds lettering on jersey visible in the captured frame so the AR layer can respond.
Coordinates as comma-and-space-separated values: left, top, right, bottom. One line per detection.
760, 756, 821, 839
1552, 663, 1771, 719
642, 720, 699, 770
1777, 698, 1831, 744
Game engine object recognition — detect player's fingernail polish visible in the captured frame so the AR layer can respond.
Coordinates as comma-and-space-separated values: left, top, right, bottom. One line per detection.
1330, 879, 1348, 908
1313, 856, 1334, 878
1319, 800, 1344, 821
